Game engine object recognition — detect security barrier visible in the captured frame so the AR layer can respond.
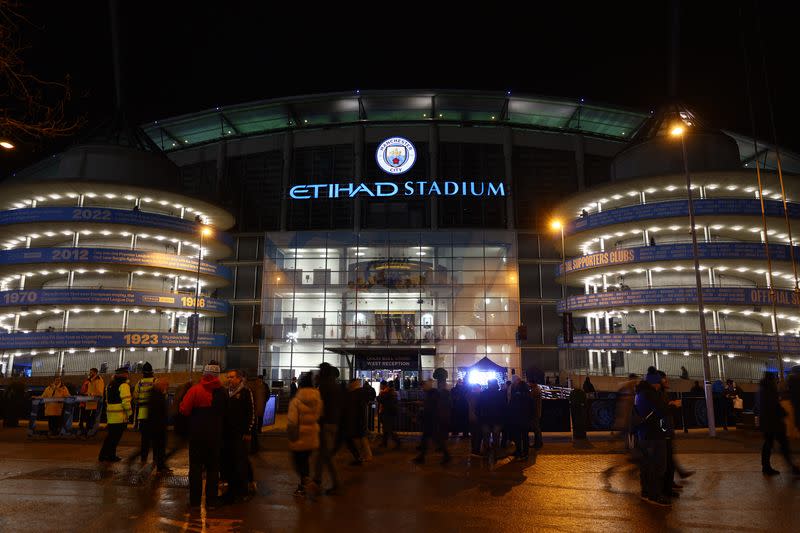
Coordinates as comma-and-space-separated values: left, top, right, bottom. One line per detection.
28, 396, 104, 438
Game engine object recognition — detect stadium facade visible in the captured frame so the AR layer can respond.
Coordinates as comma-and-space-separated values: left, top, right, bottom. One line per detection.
3, 91, 798, 382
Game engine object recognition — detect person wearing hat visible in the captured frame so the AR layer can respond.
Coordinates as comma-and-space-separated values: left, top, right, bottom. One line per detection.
179, 361, 227, 509
133, 362, 156, 463
633, 369, 671, 506
99, 367, 132, 462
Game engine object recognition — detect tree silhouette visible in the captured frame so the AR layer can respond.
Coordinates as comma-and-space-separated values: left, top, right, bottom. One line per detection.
1, 1, 82, 143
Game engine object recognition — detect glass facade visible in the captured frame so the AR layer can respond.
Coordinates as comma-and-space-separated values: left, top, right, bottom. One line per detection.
260, 230, 520, 381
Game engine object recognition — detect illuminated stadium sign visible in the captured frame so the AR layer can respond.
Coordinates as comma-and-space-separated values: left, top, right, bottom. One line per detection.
289, 136, 506, 200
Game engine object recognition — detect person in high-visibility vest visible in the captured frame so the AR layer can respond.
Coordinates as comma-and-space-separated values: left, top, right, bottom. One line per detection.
133, 362, 156, 463
42, 376, 70, 436
79, 368, 105, 437
99, 367, 132, 462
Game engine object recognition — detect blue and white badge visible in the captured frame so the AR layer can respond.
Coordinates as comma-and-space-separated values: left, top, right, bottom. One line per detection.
376, 137, 416, 175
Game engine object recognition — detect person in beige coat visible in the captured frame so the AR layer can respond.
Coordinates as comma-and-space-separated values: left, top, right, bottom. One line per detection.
42, 376, 70, 436
287, 372, 323, 497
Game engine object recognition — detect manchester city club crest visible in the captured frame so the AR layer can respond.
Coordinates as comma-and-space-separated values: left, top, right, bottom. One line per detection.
376, 136, 416, 174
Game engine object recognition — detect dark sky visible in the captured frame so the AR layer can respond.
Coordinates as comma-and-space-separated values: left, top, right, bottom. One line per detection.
3, 1, 798, 173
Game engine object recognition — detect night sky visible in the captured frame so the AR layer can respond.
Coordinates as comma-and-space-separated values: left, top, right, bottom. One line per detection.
3, 1, 798, 173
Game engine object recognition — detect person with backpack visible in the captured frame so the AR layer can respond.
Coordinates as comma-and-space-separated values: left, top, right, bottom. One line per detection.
179, 362, 227, 509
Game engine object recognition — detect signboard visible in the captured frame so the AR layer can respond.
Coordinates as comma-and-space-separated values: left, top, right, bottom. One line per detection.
0, 207, 234, 248
568, 199, 800, 235
558, 242, 797, 275
0, 288, 228, 313
354, 353, 420, 370
262, 394, 277, 427
558, 287, 800, 312
0, 247, 231, 279
0, 330, 227, 349
289, 137, 506, 200
560, 332, 800, 355
562, 312, 574, 343
187, 313, 199, 343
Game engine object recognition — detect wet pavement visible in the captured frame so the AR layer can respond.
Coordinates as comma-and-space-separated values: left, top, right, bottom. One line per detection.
0, 428, 797, 533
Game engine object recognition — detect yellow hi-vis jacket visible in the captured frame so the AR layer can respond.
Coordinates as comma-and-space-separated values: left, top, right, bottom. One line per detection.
106, 379, 132, 425
134, 377, 155, 421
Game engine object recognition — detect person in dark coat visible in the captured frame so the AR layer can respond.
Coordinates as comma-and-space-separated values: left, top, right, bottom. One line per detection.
788, 366, 800, 434
313, 362, 343, 494
508, 376, 531, 460
377, 380, 401, 448
179, 362, 227, 509
450, 379, 469, 438
289, 376, 298, 399
582, 376, 596, 394
413, 378, 451, 465
341, 379, 370, 463
758, 372, 800, 476
222, 369, 255, 502
149, 378, 170, 473
247, 376, 268, 453
634, 371, 671, 506
477, 379, 507, 464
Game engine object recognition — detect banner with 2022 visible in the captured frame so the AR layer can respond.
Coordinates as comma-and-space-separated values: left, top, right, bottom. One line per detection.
0, 207, 234, 248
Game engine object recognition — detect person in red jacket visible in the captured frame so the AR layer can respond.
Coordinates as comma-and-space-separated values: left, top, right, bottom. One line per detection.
179, 362, 227, 509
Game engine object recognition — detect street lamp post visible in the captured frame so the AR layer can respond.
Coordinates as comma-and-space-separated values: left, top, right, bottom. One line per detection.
551, 220, 571, 379
672, 125, 716, 437
189, 225, 212, 381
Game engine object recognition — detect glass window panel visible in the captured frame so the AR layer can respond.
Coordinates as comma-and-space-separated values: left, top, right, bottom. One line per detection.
237, 237, 259, 260
542, 305, 562, 344
456, 258, 485, 271
235, 265, 257, 298
232, 305, 254, 344
518, 234, 540, 259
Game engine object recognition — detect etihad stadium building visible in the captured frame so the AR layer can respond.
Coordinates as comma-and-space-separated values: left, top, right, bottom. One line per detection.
3, 91, 798, 383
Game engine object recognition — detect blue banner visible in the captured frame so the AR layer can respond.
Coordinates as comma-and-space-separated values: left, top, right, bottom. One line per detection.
0, 289, 228, 313
558, 242, 797, 276
560, 332, 800, 355
0, 247, 231, 279
559, 287, 800, 312
0, 330, 227, 349
568, 199, 800, 235
0, 207, 234, 248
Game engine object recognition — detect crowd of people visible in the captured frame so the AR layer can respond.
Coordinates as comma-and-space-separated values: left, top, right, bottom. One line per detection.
631, 366, 800, 507
286, 365, 546, 498
7, 361, 800, 512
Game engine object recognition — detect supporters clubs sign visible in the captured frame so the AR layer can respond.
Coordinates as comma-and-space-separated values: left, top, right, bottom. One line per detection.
559, 242, 799, 275
289, 137, 506, 200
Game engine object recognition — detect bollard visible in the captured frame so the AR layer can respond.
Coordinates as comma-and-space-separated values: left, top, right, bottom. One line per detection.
569, 388, 587, 439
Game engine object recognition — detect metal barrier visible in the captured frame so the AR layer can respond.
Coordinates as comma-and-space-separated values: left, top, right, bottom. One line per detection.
28, 396, 104, 438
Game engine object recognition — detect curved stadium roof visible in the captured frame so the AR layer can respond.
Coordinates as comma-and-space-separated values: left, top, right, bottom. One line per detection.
137, 89, 798, 174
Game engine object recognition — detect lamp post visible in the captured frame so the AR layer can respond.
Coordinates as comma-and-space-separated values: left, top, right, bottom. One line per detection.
551, 219, 571, 377
189, 225, 212, 380
671, 125, 716, 437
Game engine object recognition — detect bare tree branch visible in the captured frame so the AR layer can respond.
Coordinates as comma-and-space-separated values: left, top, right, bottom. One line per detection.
0, 0, 84, 142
